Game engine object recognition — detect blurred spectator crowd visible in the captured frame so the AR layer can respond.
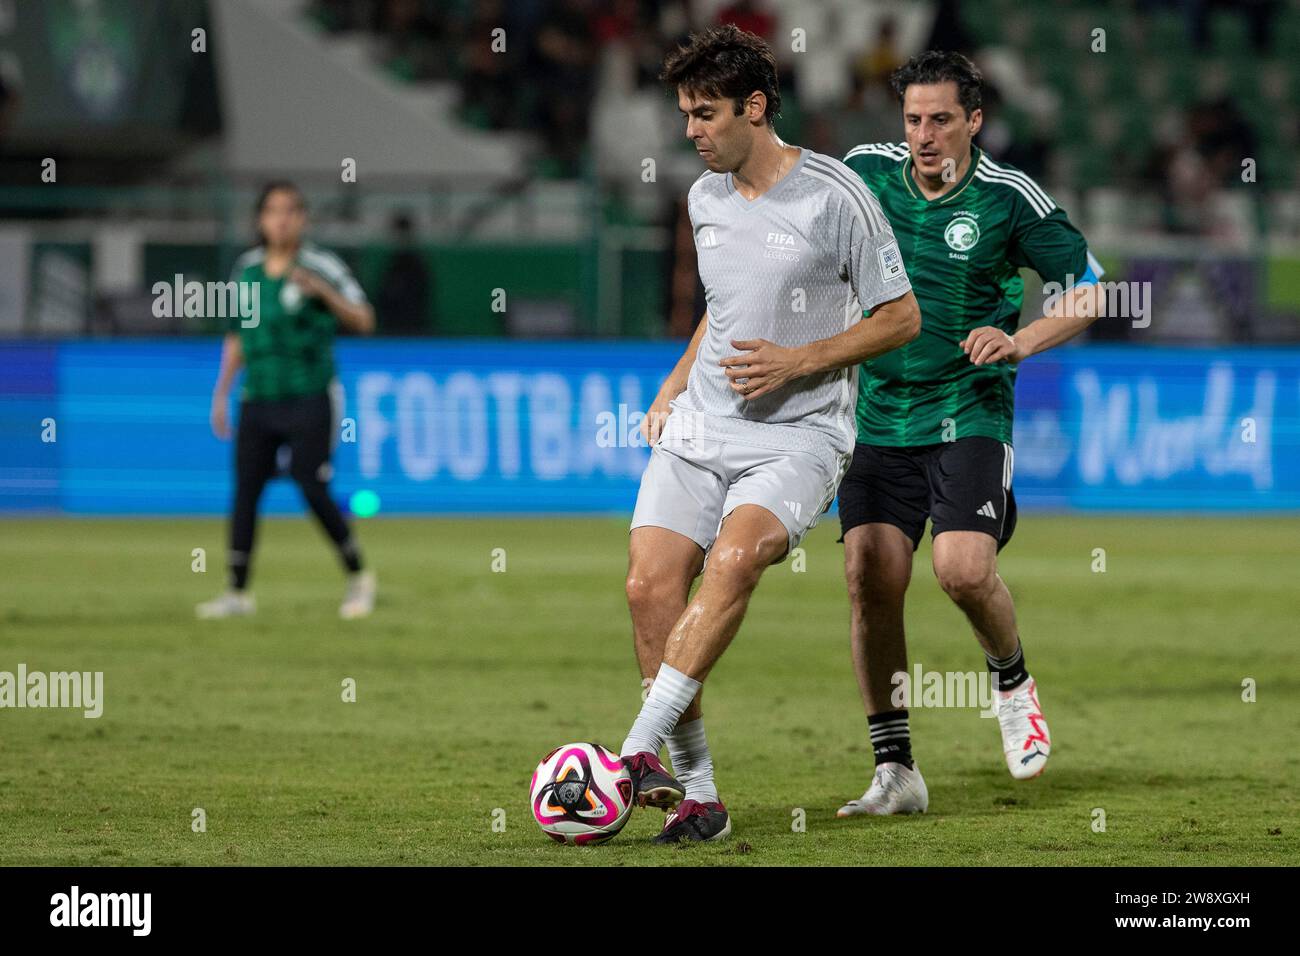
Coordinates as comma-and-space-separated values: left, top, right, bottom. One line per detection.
307, 0, 1299, 211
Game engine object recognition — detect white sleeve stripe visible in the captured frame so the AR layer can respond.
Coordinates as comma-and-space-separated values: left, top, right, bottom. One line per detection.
303, 264, 358, 292
975, 168, 1052, 218
844, 145, 907, 158
299, 250, 366, 301
976, 166, 1050, 210
805, 158, 887, 234
985, 168, 1055, 214
979, 158, 1055, 210
976, 171, 1049, 218
983, 169, 1054, 217
982, 158, 1055, 209
300, 250, 354, 283
300, 245, 350, 272
843, 149, 908, 165
845, 141, 907, 154
232, 247, 263, 269
844, 143, 908, 161
230, 247, 264, 280
303, 241, 351, 266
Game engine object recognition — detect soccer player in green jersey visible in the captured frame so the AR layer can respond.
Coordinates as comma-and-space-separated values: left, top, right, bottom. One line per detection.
835, 52, 1104, 815
197, 181, 378, 621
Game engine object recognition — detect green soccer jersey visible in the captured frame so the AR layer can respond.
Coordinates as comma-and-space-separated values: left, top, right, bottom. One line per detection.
229, 242, 367, 402
844, 142, 1096, 446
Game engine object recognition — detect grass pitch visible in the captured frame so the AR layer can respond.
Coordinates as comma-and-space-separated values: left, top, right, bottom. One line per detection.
0, 514, 1296, 866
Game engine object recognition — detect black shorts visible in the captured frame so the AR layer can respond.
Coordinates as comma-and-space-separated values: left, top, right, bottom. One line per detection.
236, 390, 338, 486
837, 436, 1017, 551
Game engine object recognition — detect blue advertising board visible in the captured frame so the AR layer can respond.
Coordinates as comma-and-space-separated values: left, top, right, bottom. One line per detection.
1, 340, 1298, 514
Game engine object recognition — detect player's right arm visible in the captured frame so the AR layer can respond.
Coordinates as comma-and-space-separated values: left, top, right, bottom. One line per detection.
641, 311, 707, 445
210, 332, 243, 440
963, 193, 1104, 365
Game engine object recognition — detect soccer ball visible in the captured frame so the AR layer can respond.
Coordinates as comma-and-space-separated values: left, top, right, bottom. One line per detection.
529, 742, 634, 845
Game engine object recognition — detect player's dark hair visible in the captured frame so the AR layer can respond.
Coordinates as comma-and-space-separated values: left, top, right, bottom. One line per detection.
890, 50, 983, 116
660, 24, 781, 124
253, 179, 306, 246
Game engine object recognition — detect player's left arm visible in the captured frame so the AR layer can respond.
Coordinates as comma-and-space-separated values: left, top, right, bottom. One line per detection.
292, 264, 376, 335
963, 204, 1103, 366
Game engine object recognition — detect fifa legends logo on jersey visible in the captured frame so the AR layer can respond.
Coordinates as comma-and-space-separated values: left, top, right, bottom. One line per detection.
944, 214, 981, 252
764, 231, 800, 262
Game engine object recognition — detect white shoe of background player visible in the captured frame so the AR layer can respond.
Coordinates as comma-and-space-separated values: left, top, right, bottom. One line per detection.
196, 590, 256, 620
339, 570, 376, 620
837, 762, 929, 817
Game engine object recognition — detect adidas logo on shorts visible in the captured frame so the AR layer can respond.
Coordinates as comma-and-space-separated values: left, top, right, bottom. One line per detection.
977, 500, 998, 519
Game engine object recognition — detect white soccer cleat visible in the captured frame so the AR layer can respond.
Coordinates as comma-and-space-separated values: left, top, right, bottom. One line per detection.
837, 762, 928, 817
997, 676, 1051, 779
196, 590, 256, 620
339, 570, 376, 620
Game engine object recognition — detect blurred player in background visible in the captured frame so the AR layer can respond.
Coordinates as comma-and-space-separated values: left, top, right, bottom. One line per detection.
835, 52, 1104, 816
197, 181, 378, 621
621, 25, 920, 843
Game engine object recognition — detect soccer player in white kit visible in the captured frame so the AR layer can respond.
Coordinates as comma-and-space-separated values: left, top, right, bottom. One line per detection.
619, 25, 922, 843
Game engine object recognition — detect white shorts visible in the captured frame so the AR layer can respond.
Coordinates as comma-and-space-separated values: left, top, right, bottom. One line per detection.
630, 435, 845, 562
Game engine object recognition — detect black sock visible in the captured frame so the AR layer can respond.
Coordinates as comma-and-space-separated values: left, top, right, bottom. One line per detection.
229, 550, 250, 591
868, 709, 913, 769
338, 538, 363, 574
986, 643, 1028, 691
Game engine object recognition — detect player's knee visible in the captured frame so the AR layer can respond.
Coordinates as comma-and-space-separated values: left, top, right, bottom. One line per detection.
291, 459, 334, 488
845, 564, 907, 610
705, 543, 766, 593
844, 548, 908, 608
934, 558, 995, 605
625, 569, 673, 614
291, 474, 327, 502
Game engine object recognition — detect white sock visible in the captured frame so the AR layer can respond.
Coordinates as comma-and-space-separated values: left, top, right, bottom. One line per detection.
620, 663, 700, 758
667, 717, 719, 803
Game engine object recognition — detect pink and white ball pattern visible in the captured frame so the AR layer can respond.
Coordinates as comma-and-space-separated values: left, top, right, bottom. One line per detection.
529, 742, 634, 845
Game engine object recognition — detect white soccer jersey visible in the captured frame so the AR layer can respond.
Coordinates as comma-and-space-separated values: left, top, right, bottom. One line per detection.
667, 147, 912, 471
